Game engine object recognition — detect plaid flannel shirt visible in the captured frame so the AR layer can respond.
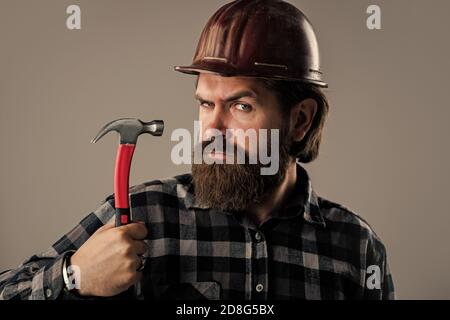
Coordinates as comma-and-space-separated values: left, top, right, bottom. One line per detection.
0, 164, 395, 300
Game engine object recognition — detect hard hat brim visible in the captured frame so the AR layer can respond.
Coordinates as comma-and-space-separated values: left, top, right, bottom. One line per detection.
174, 64, 328, 88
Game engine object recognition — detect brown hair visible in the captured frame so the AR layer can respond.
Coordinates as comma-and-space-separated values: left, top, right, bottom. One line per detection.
257, 79, 330, 163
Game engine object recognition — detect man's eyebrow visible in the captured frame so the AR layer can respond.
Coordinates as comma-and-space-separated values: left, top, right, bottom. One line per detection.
195, 90, 259, 103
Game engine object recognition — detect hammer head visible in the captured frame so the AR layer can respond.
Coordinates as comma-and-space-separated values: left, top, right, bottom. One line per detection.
91, 118, 164, 144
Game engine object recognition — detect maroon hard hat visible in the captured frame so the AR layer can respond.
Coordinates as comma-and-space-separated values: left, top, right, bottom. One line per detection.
175, 0, 327, 87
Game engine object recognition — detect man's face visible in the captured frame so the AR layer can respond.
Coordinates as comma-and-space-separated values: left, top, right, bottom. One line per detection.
191, 73, 293, 212
195, 73, 284, 160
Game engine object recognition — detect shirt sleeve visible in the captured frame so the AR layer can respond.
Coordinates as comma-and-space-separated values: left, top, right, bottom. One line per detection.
0, 195, 115, 300
362, 232, 396, 300
382, 258, 395, 300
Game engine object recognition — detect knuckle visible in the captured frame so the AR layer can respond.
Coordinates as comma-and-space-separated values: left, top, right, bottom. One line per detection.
118, 242, 133, 256
116, 228, 128, 238
115, 229, 129, 242
123, 258, 135, 270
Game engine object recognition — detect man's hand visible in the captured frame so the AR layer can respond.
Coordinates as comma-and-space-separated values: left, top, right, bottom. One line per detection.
70, 220, 148, 297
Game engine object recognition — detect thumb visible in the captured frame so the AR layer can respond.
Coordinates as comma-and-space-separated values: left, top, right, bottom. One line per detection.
119, 221, 148, 240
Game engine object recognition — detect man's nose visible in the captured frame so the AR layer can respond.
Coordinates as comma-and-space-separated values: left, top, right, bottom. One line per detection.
204, 107, 229, 138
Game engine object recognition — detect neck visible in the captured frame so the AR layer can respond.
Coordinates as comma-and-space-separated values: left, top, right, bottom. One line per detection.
245, 160, 298, 225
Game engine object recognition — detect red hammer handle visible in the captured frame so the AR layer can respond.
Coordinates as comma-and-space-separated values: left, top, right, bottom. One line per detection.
114, 144, 136, 227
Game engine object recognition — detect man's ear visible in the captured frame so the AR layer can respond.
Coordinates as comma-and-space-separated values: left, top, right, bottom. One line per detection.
289, 98, 318, 142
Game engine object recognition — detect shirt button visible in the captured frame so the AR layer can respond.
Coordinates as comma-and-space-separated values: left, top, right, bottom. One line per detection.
256, 284, 264, 292
255, 232, 262, 241
45, 288, 52, 298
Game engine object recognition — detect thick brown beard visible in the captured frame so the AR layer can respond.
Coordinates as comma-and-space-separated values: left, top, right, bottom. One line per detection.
191, 133, 292, 212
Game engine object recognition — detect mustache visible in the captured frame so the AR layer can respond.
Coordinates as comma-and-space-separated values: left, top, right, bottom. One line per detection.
196, 136, 249, 157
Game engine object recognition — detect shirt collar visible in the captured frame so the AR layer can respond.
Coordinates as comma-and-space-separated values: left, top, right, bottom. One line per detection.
183, 164, 326, 228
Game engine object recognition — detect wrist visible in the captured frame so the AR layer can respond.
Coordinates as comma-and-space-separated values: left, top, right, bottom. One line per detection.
62, 251, 81, 294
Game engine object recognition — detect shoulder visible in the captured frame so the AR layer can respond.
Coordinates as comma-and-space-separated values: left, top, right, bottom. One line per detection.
129, 173, 191, 194
102, 173, 192, 204
317, 196, 387, 255
123, 173, 193, 208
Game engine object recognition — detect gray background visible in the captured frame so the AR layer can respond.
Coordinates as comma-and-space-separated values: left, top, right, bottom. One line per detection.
1, 0, 449, 299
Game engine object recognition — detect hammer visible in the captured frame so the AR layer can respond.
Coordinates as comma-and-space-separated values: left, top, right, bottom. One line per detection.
91, 118, 164, 227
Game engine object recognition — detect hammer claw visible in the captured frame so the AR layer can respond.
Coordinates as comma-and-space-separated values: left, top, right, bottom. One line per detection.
90, 119, 119, 144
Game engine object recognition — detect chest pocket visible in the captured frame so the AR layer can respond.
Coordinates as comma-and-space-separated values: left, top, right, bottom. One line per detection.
152, 281, 221, 300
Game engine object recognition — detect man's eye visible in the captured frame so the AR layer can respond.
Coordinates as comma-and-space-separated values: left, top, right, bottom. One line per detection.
200, 102, 213, 109
234, 103, 252, 112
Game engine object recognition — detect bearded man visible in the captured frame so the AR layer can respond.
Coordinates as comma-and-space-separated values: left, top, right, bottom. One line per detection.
0, 0, 394, 300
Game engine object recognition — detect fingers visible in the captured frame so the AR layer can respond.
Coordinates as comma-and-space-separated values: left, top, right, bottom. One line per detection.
131, 240, 149, 256
138, 255, 146, 270
132, 254, 146, 271
120, 222, 148, 240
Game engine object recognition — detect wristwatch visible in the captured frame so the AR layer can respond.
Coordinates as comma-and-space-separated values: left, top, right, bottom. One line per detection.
62, 251, 77, 292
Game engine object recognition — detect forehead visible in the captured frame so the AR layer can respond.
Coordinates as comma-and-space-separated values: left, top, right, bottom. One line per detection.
195, 73, 266, 99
